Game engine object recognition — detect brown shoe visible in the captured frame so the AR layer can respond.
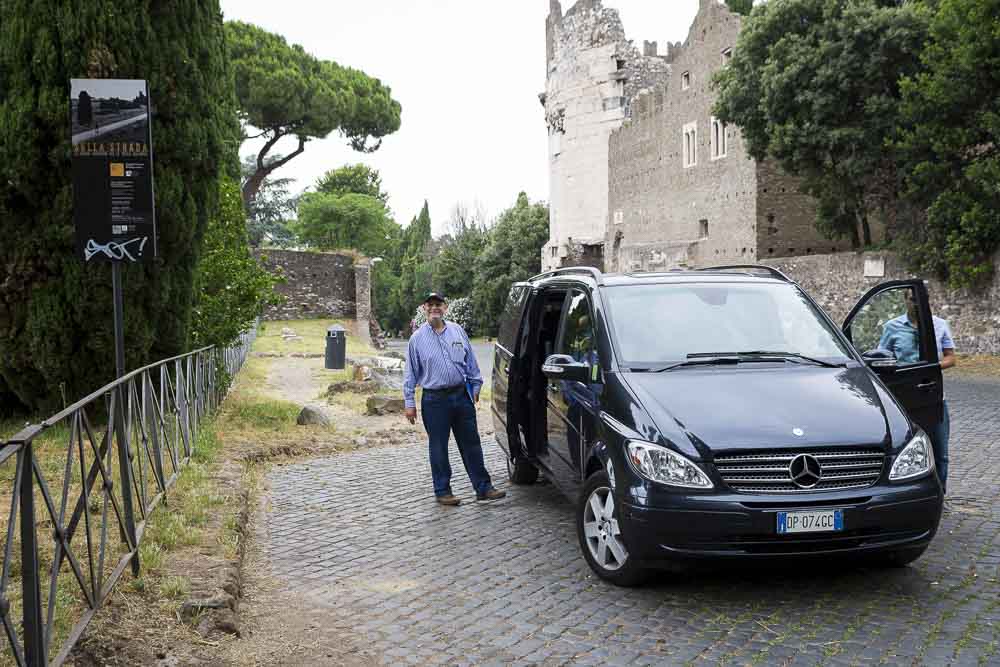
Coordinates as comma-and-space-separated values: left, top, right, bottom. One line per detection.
436, 494, 461, 506
476, 488, 507, 502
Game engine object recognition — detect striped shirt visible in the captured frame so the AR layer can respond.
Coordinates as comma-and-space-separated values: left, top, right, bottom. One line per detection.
879, 315, 955, 364
403, 321, 483, 408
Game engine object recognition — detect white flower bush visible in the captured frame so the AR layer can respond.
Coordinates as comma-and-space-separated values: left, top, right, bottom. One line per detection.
411, 296, 476, 334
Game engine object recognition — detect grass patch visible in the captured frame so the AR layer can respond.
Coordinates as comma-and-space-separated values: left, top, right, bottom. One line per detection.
158, 575, 190, 600
252, 318, 380, 358
327, 391, 371, 415
214, 356, 302, 435
227, 400, 301, 431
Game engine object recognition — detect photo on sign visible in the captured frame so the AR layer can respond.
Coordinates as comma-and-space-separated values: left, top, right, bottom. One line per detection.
70, 79, 149, 148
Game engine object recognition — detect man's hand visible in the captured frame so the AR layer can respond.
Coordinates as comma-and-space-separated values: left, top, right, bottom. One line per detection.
474, 392, 480, 405
405, 407, 417, 424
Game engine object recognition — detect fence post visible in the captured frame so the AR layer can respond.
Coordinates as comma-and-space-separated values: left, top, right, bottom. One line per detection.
113, 385, 141, 576
18, 441, 46, 666
144, 372, 166, 492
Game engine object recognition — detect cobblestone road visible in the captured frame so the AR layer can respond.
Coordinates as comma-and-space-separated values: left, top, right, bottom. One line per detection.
258, 377, 1000, 666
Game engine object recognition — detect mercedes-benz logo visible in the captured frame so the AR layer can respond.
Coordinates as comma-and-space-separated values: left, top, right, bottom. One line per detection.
789, 454, 823, 488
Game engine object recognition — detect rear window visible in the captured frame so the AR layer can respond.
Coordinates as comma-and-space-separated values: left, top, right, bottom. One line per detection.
602, 282, 852, 365
497, 285, 529, 350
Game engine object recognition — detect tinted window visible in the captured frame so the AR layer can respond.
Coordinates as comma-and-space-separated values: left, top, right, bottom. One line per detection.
849, 286, 926, 364
603, 282, 852, 364
558, 291, 596, 363
497, 285, 528, 350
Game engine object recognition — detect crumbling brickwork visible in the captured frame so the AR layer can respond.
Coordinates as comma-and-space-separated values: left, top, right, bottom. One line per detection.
253, 249, 361, 321
755, 161, 854, 260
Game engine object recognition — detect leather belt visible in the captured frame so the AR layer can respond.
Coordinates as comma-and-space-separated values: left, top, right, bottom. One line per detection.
424, 385, 465, 395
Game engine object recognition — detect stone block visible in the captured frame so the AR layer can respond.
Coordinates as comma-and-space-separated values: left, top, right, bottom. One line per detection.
366, 396, 405, 416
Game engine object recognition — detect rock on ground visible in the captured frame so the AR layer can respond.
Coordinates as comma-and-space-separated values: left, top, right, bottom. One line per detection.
296, 406, 330, 426
366, 396, 405, 416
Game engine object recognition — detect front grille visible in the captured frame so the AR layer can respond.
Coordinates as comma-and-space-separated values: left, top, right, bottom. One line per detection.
714, 449, 885, 494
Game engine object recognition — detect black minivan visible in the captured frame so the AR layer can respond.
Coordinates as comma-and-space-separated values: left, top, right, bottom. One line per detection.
491, 265, 944, 585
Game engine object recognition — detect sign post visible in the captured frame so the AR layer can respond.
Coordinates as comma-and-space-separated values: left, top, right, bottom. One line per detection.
71, 79, 154, 577
70, 78, 157, 378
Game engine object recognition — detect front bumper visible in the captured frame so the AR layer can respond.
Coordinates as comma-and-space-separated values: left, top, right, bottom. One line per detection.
620, 477, 942, 564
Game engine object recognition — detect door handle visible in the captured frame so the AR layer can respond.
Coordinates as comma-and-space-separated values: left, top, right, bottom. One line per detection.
548, 384, 559, 393
917, 381, 937, 389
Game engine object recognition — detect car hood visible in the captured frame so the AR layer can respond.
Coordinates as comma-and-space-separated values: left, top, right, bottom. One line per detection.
622, 365, 890, 456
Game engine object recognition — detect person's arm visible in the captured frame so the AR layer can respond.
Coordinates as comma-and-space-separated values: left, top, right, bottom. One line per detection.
940, 321, 956, 370
404, 337, 421, 422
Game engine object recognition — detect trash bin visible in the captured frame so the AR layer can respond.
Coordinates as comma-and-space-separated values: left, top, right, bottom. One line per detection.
325, 325, 346, 370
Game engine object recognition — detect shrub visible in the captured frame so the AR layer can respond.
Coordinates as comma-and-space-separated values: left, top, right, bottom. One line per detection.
410, 296, 474, 334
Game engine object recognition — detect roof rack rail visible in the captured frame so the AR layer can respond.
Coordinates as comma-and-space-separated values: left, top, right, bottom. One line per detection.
529, 266, 604, 285
695, 264, 794, 283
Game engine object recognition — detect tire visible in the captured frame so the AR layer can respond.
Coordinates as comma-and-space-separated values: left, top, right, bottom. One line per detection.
576, 470, 647, 587
872, 545, 928, 568
507, 457, 539, 485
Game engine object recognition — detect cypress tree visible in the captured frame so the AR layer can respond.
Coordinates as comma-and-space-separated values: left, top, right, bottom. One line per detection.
0, 0, 239, 413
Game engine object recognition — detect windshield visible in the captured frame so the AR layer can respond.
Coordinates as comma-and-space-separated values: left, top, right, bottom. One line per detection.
602, 282, 853, 366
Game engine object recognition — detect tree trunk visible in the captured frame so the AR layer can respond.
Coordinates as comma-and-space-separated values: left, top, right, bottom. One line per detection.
860, 208, 872, 247
849, 219, 861, 250
241, 133, 306, 210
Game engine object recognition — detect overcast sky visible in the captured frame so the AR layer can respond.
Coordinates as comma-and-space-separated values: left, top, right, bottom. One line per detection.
219, 0, 702, 235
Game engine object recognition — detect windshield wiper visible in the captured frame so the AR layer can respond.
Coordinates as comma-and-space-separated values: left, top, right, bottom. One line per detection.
647, 355, 741, 372
634, 351, 846, 373
736, 350, 846, 368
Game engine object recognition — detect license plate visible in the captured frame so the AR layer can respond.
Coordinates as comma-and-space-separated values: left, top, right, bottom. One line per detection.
777, 509, 843, 534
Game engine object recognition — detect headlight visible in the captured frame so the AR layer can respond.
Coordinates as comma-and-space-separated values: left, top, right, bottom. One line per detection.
889, 430, 935, 481
626, 441, 713, 489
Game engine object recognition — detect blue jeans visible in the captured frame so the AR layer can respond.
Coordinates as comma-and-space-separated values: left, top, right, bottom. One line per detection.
421, 388, 492, 497
929, 400, 950, 493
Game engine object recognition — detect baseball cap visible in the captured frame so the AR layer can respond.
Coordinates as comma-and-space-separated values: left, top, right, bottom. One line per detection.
423, 292, 447, 304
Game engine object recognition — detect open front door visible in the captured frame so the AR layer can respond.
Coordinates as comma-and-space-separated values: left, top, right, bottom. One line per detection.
842, 279, 944, 436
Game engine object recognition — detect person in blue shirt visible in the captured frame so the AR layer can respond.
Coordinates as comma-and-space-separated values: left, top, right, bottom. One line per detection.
404, 293, 506, 506
878, 290, 957, 492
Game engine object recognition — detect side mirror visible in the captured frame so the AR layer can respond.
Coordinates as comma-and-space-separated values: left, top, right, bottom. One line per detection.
862, 349, 897, 368
542, 353, 591, 383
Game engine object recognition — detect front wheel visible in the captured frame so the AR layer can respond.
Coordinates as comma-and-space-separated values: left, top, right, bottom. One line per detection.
507, 457, 538, 485
576, 470, 646, 586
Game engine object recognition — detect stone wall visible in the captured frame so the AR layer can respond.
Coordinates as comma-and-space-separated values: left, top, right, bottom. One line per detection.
769, 251, 1000, 356
542, 0, 671, 271
253, 249, 358, 321
755, 162, 855, 261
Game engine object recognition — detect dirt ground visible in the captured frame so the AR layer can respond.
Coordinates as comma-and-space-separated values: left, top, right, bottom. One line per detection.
952, 353, 1000, 378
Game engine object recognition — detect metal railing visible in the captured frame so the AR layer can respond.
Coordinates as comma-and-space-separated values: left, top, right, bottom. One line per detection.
0, 327, 255, 666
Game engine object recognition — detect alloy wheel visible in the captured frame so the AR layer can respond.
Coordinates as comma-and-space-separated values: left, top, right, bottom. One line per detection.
582, 486, 628, 571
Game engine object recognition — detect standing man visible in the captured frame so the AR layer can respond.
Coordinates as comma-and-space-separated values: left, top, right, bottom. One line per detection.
404, 292, 506, 505
879, 289, 957, 492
